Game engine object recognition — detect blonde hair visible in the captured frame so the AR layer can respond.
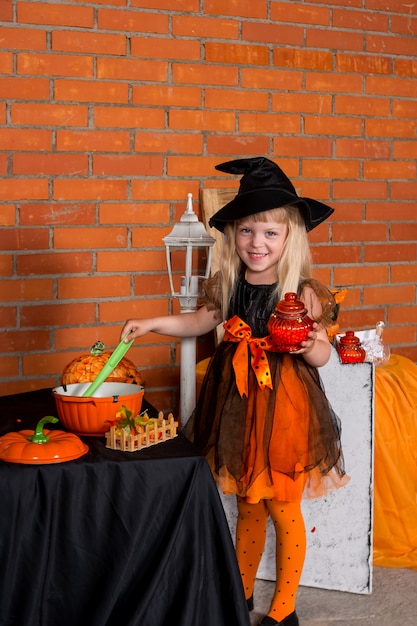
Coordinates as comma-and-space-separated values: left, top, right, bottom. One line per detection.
219, 205, 313, 317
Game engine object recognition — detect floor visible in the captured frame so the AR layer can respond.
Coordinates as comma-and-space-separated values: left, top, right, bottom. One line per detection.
250, 566, 416, 626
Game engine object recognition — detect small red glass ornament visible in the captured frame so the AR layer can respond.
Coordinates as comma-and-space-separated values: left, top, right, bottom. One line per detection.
337, 330, 366, 364
268, 292, 314, 352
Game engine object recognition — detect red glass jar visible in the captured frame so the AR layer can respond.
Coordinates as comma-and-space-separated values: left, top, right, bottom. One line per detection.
267, 292, 314, 352
337, 330, 366, 363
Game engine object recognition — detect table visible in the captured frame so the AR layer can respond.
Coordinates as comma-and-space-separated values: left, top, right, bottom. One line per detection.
0, 388, 250, 626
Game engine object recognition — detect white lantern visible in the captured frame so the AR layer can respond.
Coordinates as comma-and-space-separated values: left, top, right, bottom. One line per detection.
163, 193, 215, 422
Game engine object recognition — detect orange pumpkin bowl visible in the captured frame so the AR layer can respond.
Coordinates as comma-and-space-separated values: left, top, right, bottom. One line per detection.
53, 382, 144, 437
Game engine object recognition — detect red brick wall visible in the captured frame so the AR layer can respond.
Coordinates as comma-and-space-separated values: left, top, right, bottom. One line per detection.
1, 0, 416, 411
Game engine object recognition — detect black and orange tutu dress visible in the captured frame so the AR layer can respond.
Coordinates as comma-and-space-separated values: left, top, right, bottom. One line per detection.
184, 272, 349, 504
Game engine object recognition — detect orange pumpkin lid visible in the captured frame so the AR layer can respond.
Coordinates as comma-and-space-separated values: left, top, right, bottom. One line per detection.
0, 416, 89, 465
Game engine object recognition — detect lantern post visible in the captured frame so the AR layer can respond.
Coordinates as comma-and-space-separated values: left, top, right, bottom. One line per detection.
163, 193, 215, 423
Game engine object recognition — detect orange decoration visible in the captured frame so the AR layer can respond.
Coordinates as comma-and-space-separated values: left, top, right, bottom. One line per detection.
0, 417, 89, 464
62, 341, 143, 386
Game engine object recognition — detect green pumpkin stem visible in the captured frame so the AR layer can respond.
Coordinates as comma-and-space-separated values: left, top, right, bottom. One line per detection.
28, 416, 59, 444
91, 340, 105, 356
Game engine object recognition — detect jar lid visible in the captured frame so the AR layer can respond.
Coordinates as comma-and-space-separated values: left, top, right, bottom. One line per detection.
339, 330, 361, 346
274, 292, 308, 317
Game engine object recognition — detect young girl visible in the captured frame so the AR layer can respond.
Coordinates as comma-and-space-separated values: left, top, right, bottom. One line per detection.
121, 157, 348, 626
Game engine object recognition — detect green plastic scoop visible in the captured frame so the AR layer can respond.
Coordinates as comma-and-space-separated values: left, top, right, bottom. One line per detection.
82, 334, 134, 398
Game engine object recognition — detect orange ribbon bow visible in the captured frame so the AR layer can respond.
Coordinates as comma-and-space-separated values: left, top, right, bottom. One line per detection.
223, 315, 275, 398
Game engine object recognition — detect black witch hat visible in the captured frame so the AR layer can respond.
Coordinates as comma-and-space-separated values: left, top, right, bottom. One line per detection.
208, 157, 334, 233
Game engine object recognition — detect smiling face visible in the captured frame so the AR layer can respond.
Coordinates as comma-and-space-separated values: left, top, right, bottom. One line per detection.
235, 217, 288, 285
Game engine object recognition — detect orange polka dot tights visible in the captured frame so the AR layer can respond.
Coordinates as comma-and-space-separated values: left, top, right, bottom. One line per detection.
236, 497, 306, 621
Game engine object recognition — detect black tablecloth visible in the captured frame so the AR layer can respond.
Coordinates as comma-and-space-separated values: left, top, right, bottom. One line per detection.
0, 389, 250, 626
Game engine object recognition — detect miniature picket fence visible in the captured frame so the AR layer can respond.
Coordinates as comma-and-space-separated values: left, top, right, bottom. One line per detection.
105, 412, 178, 452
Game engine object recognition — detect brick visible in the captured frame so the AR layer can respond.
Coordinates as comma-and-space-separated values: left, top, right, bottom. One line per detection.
93, 154, 164, 177
132, 0, 199, 10
100, 203, 170, 225
333, 181, 387, 200
205, 42, 269, 65
135, 131, 203, 154
94, 106, 165, 129
17, 252, 93, 276
311, 245, 361, 265
367, 33, 417, 56
132, 227, 171, 247
20, 203, 95, 226
366, 118, 417, 139
0, 128, 51, 151
333, 8, 388, 31
0, 77, 50, 100
132, 179, 200, 201
307, 29, 364, 51
0, 207, 15, 226
0, 329, 50, 352
241, 68, 303, 90
58, 276, 131, 299
364, 243, 417, 263
0, 255, 13, 276
336, 139, 390, 159
388, 305, 417, 325
57, 129, 131, 152
0, 379, 57, 396
393, 99, 417, 118
239, 113, 300, 134
17, 1, 94, 27
131, 36, 200, 61
391, 16, 417, 36
334, 265, 388, 286
339, 308, 388, 331
0, 27, 46, 50
173, 63, 238, 86
271, 2, 329, 25
173, 15, 238, 39
391, 181, 417, 200
274, 49, 332, 71
100, 298, 170, 323
2, 278, 53, 301
332, 223, 387, 243
97, 9, 169, 33
0, 305, 17, 328
0, 0, 12, 20
0, 52, 13, 74
54, 227, 127, 250
335, 95, 390, 117
366, 0, 417, 13
364, 285, 415, 306
0, 105, 6, 125
17, 53, 93, 78
54, 325, 128, 352
167, 156, 230, 177
390, 223, 417, 241
13, 154, 89, 176
306, 72, 363, 94
97, 250, 167, 273
21, 303, 96, 328
206, 134, 269, 156
12, 103, 88, 127
0, 179, 48, 201
367, 75, 416, 97
394, 58, 417, 77
204, 0, 267, 18
169, 110, 235, 131
54, 80, 128, 104
302, 159, 359, 179
133, 274, 171, 296
97, 58, 168, 82
132, 85, 201, 107
364, 160, 416, 179
272, 93, 332, 114
391, 264, 417, 283
394, 141, 417, 159
336, 53, 392, 75
274, 136, 333, 157
305, 116, 362, 136
54, 179, 127, 201
52, 30, 126, 56
366, 202, 416, 222
242, 22, 304, 46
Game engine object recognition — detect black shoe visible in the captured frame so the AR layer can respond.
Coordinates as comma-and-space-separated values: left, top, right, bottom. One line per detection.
258, 612, 299, 626
246, 594, 254, 611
